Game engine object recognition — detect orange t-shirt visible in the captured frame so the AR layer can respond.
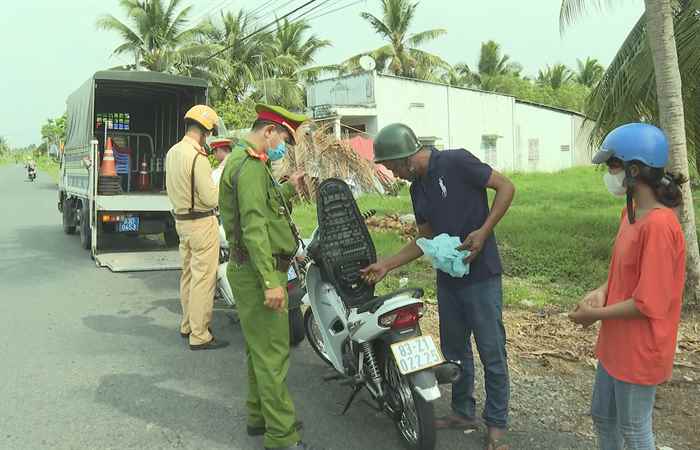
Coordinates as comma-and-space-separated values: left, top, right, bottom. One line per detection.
596, 208, 686, 385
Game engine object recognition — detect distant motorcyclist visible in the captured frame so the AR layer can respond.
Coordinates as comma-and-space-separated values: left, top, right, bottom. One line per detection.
26, 160, 37, 181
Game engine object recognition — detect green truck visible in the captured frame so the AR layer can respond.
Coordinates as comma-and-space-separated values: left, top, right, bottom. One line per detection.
58, 70, 211, 271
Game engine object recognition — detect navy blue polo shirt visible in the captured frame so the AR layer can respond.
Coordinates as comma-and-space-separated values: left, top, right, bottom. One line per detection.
410, 148, 502, 285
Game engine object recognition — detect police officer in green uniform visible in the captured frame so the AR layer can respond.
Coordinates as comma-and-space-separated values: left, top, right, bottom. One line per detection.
219, 104, 320, 450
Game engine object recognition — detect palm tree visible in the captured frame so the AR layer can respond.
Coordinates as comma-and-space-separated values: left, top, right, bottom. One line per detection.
561, 0, 700, 302
451, 41, 522, 90
97, 0, 208, 73
575, 57, 605, 87
537, 64, 574, 90
202, 10, 266, 101
343, 0, 449, 79
478, 41, 522, 78
441, 63, 479, 87
204, 12, 325, 109
268, 18, 331, 79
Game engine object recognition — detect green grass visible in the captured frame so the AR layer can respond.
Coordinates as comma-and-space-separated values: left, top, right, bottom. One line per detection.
36, 156, 60, 181
292, 167, 700, 308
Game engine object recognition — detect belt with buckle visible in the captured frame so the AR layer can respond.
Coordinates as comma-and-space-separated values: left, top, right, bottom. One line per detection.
233, 250, 292, 273
174, 210, 215, 220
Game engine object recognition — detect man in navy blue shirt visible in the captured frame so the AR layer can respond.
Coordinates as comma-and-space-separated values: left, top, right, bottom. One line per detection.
362, 123, 515, 450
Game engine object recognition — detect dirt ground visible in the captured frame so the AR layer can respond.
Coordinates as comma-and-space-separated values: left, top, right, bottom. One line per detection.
421, 306, 700, 450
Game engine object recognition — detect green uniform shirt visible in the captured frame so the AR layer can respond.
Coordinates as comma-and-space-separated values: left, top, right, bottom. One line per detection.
219, 139, 298, 290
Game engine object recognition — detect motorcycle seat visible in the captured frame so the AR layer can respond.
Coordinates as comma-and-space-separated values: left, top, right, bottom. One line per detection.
356, 288, 424, 314
314, 178, 377, 308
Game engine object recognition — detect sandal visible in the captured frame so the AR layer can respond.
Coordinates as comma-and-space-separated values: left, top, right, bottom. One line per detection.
434, 414, 482, 430
484, 433, 512, 450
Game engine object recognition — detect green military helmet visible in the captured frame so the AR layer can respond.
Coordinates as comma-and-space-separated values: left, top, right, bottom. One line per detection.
373, 123, 422, 163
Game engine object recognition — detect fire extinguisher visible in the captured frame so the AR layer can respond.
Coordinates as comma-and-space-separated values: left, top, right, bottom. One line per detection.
137, 157, 151, 191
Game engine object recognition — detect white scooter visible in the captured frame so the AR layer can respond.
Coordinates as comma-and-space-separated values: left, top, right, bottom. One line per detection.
216, 224, 306, 345
301, 179, 461, 450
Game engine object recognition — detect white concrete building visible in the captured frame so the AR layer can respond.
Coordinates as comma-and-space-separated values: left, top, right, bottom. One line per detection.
306, 72, 593, 172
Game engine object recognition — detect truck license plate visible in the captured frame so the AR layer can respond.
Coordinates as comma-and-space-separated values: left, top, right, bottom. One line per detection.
118, 216, 139, 232
390, 335, 445, 375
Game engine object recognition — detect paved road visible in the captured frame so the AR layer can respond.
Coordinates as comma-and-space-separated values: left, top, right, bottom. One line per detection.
0, 164, 592, 450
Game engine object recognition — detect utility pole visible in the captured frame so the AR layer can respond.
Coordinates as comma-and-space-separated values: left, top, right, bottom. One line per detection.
256, 55, 268, 103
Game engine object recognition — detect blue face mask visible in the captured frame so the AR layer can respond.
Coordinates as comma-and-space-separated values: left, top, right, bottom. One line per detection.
266, 141, 287, 161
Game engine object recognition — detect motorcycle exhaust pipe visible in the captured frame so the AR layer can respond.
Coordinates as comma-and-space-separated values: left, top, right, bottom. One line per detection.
434, 360, 463, 385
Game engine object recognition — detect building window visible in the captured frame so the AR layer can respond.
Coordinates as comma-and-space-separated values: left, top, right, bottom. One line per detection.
560, 145, 570, 152
331, 82, 349, 104
528, 138, 540, 162
481, 135, 498, 166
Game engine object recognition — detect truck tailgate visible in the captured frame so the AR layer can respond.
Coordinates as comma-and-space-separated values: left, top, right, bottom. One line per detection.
96, 194, 172, 212
96, 250, 181, 272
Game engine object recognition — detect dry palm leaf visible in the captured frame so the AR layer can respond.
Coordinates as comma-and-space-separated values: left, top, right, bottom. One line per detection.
276, 123, 397, 201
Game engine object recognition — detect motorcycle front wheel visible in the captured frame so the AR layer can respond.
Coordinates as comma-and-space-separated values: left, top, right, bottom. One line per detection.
288, 307, 305, 347
384, 351, 436, 450
303, 308, 332, 366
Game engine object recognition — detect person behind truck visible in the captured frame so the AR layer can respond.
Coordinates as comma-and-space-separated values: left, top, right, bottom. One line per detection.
165, 105, 228, 351
361, 123, 516, 450
218, 104, 315, 450
210, 137, 233, 185
569, 123, 686, 450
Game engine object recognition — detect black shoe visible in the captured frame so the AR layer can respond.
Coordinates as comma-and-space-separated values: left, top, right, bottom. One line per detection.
265, 442, 321, 450
247, 420, 303, 437
189, 338, 229, 350
181, 327, 213, 339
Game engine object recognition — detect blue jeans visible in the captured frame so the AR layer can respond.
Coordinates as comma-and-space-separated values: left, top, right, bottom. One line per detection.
591, 364, 656, 450
436, 275, 509, 428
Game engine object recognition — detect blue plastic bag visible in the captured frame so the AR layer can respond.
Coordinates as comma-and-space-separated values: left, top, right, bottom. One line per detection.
416, 233, 470, 278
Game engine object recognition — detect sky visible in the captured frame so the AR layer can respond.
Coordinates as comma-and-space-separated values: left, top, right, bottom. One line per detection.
0, 0, 644, 147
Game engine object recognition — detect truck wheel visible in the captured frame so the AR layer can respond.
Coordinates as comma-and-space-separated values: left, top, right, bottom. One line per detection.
79, 202, 91, 249
164, 229, 180, 247
62, 199, 76, 235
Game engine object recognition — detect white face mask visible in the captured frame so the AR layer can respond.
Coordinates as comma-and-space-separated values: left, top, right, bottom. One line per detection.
604, 171, 627, 197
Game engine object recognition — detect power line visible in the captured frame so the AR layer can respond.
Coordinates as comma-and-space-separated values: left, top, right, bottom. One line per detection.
203, 0, 322, 64
247, 0, 300, 31
285, 0, 335, 21
305, 0, 363, 21
248, 0, 338, 31
300, 0, 344, 19
191, 0, 235, 23
249, 0, 286, 17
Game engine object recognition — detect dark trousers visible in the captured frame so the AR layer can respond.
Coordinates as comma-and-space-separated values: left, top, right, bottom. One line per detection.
437, 275, 510, 428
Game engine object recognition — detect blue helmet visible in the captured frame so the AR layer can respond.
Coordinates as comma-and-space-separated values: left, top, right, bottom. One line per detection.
592, 123, 669, 168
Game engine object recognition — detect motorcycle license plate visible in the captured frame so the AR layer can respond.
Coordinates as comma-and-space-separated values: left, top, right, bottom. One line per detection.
117, 216, 139, 232
390, 336, 445, 375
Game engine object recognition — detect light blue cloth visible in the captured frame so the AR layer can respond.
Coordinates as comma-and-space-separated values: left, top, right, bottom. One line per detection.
416, 233, 470, 278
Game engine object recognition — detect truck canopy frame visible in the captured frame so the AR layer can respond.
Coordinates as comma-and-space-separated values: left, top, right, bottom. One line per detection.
65, 70, 209, 152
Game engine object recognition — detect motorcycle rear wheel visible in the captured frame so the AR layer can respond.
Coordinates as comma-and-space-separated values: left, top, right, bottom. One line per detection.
385, 351, 436, 450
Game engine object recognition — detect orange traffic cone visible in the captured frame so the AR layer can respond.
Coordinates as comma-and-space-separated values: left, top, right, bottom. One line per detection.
137, 158, 150, 191
99, 138, 117, 177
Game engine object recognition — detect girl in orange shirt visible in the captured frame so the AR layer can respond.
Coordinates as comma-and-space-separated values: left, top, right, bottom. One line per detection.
569, 123, 687, 450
